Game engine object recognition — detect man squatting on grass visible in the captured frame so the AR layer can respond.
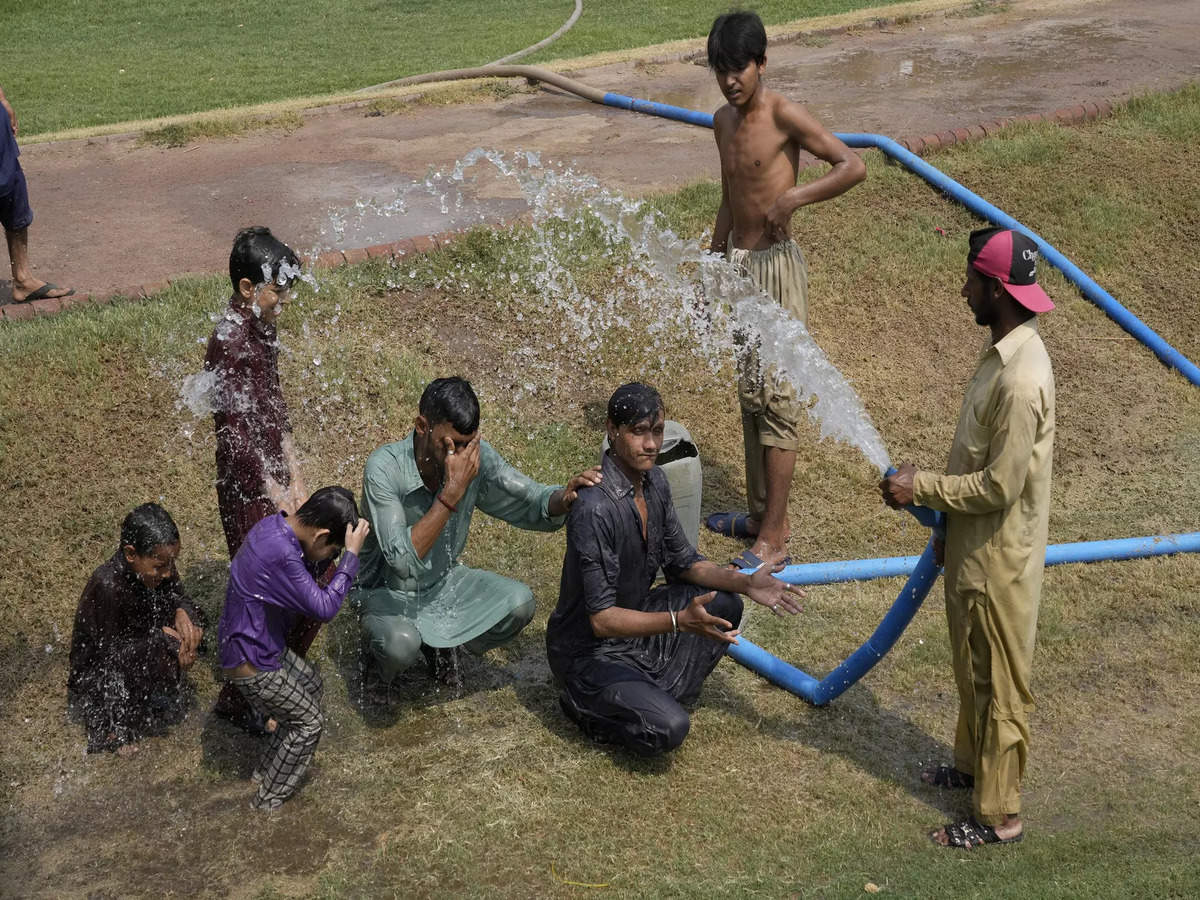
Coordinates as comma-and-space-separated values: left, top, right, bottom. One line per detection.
546, 383, 804, 755
69, 504, 205, 755
0, 84, 74, 303
705, 12, 866, 566
205, 227, 327, 730
218, 487, 370, 811
881, 228, 1056, 848
354, 377, 602, 685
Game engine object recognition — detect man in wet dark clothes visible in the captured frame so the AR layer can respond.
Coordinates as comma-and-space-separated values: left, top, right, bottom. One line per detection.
546, 383, 804, 756
69, 504, 205, 754
204, 227, 320, 729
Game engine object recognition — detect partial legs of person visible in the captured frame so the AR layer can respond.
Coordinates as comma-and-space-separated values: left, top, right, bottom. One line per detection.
931, 587, 1033, 847
3, 170, 73, 302
753, 444, 797, 561
360, 605, 424, 683
231, 649, 324, 811
731, 240, 808, 564
558, 585, 743, 755
213, 491, 292, 729
740, 405, 796, 564
559, 659, 692, 755
360, 567, 536, 686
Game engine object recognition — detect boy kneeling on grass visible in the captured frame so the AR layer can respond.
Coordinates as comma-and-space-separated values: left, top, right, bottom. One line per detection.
218, 487, 369, 811
69, 503, 205, 755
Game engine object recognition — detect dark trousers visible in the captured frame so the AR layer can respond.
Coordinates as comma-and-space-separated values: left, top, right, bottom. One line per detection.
557, 585, 742, 756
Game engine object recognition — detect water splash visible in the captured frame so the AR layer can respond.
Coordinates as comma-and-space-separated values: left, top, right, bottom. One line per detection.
162, 147, 890, 502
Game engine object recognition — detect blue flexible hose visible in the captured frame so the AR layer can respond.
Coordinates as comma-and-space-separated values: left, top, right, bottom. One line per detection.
599, 94, 1200, 386
595, 91, 1200, 703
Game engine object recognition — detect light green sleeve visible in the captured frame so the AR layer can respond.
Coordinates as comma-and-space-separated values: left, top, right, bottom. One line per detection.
475, 442, 565, 532
363, 449, 435, 579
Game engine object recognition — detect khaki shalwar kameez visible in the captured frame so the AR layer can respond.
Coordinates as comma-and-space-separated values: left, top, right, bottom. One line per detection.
355, 433, 564, 679
912, 320, 1055, 826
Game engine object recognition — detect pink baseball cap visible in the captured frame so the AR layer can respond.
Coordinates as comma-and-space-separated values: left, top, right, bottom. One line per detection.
968, 227, 1054, 313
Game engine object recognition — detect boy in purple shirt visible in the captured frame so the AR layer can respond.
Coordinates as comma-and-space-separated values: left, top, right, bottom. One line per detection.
219, 486, 370, 811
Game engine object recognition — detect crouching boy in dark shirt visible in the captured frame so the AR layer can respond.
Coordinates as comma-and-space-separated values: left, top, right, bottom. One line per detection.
69, 504, 205, 755
218, 487, 369, 810
545, 383, 804, 756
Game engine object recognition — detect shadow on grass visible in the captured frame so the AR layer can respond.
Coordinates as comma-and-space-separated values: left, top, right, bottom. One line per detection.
321, 608, 538, 730
705, 663, 966, 818
509, 669, 676, 776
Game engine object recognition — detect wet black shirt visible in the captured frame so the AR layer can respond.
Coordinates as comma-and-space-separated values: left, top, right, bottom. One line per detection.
546, 451, 702, 676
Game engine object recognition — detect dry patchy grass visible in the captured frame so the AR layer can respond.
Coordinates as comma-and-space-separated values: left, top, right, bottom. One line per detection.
1, 87, 1199, 898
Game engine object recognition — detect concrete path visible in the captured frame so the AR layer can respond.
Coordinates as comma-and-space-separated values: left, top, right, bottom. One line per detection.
5, 0, 1199, 302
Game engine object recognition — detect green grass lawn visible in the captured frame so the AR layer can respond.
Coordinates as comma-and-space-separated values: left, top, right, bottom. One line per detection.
1, 86, 1198, 897
3, 0, 918, 136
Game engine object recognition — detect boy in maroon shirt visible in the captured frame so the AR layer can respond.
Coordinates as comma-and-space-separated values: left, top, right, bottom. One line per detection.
205, 226, 316, 729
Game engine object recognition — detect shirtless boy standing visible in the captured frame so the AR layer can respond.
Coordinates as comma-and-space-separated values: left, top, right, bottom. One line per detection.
705, 11, 866, 565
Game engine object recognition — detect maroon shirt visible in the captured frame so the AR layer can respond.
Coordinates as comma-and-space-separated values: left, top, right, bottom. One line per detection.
204, 305, 293, 557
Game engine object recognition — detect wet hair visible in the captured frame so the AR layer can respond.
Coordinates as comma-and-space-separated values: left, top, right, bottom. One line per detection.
607, 382, 664, 429
229, 226, 300, 293
120, 503, 180, 557
707, 11, 767, 73
419, 377, 480, 434
295, 486, 360, 548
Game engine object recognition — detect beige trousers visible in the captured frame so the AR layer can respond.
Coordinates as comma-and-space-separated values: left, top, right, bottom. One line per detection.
946, 586, 1038, 825
727, 240, 809, 521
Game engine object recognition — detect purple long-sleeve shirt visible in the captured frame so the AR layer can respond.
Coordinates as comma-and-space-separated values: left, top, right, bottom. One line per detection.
218, 512, 359, 671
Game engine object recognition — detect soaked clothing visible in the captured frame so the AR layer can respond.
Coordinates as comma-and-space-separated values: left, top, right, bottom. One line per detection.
218, 513, 359, 672
68, 552, 204, 752
204, 305, 294, 559
728, 240, 810, 521
229, 649, 324, 810
205, 308, 324, 719
912, 320, 1055, 825
0, 102, 32, 232
355, 433, 563, 674
547, 451, 742, 755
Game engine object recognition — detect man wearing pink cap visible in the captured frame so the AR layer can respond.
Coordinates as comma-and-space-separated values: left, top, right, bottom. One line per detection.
880, 227, 1056, 848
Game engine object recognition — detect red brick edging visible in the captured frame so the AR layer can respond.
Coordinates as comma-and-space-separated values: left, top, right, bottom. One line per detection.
1, 99, 1116, 324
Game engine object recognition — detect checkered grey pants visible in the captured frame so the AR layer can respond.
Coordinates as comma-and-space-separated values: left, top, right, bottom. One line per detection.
230, 649, 324, 810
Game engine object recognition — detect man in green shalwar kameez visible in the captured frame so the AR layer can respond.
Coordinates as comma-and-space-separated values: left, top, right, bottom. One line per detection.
355, 377, 601, 683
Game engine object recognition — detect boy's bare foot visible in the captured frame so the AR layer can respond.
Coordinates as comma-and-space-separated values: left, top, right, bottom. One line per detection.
115, 742, 140, 758
747, 538, 789, 566
12, 279, 74, 303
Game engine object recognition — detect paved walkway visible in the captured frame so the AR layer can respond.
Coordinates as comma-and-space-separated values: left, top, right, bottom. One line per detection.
4, 0, 1198, 305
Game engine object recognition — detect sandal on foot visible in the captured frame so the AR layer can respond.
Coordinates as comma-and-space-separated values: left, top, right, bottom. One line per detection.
921, 764, 974, 789
705, 511, 757, 539
934, 817, 1024, 849
15, 283, 75, 303
729, 549, 792, 571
